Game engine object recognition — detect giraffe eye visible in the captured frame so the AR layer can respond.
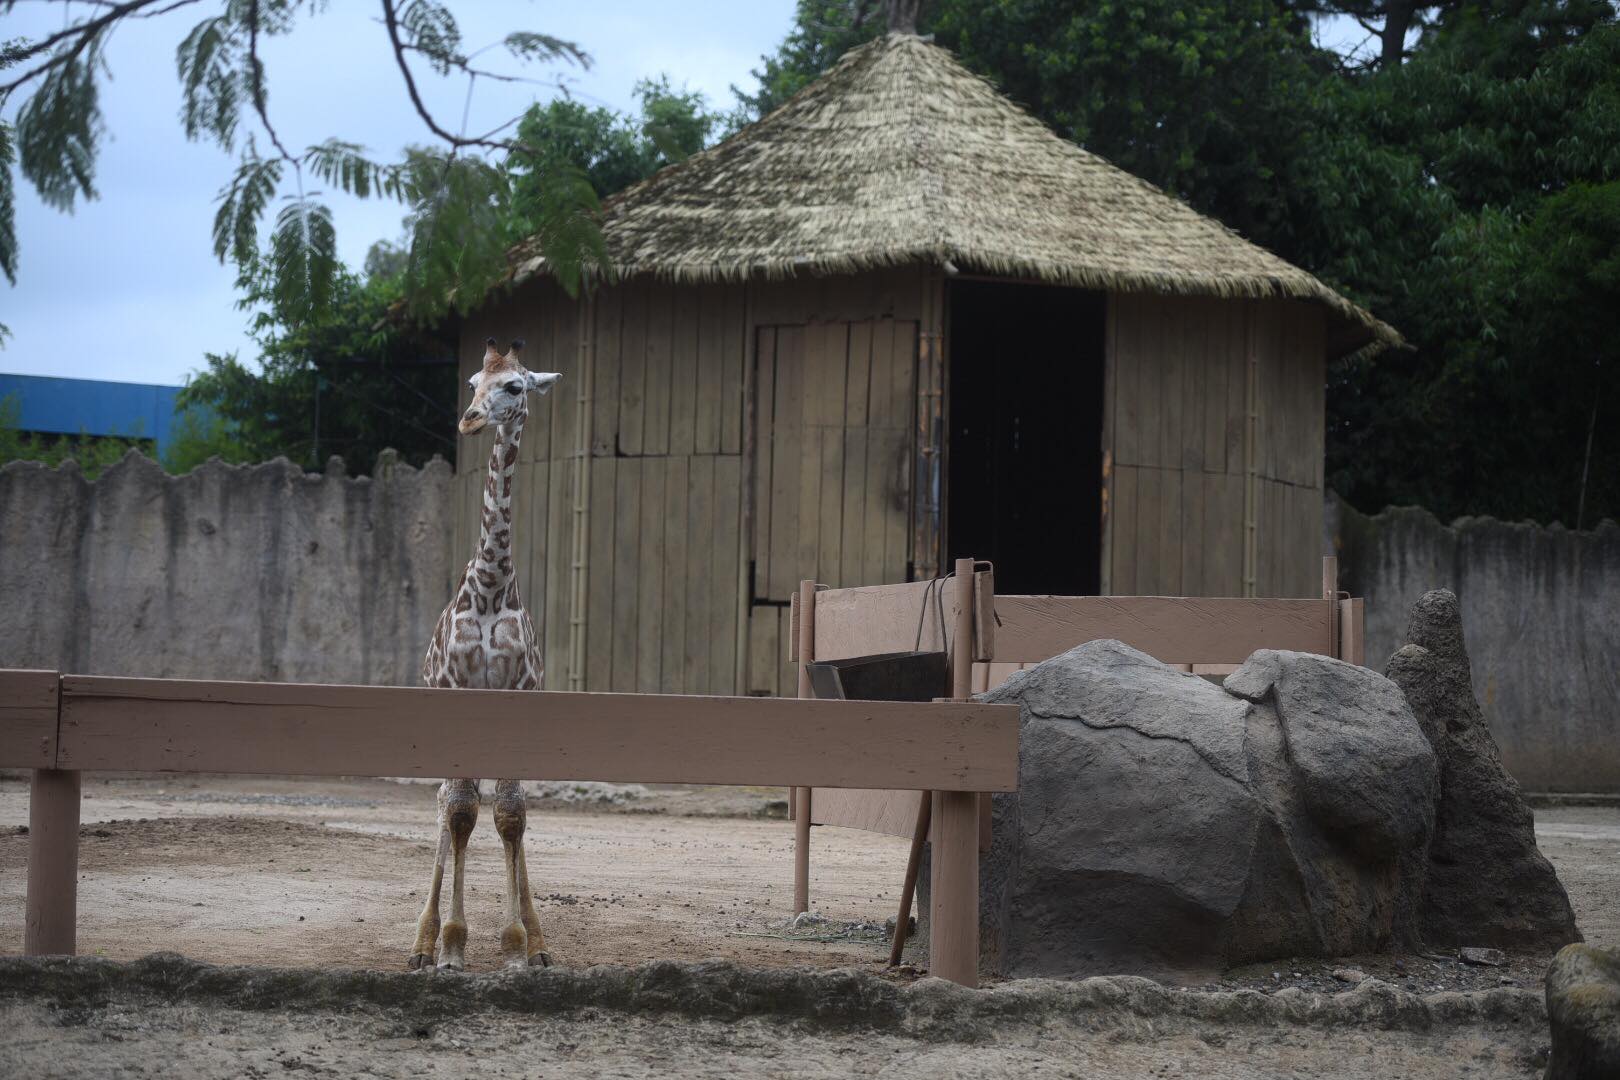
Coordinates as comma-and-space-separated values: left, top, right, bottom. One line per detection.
504, 381, 522, 395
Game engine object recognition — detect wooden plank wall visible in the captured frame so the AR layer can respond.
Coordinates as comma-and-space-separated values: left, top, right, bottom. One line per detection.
746, 319, 917, 696
458, 278, 745, 695
1104, 294, 1325, 599
456, 268, 927, 696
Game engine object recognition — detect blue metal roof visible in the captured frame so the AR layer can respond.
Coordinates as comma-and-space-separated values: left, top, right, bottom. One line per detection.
0, 373, 189, 457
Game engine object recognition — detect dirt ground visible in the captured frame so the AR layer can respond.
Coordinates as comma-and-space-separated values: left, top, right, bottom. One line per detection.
0, 773, 1614, 1078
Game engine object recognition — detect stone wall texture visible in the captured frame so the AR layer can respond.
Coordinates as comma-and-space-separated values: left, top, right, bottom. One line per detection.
0, 451, 455, 686
1330, 496, 1620, 793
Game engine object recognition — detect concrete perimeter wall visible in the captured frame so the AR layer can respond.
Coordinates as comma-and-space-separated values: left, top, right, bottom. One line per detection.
0, 451, 454, 686
1330, 496, 1620, 793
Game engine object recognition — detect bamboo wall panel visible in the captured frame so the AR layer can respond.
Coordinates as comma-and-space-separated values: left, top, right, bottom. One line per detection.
1105, 294, 1326, 599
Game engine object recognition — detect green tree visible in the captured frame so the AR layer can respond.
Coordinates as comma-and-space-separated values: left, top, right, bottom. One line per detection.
508, 77, 718, 203
1, 0, 604, 329
176, 249, 460, 475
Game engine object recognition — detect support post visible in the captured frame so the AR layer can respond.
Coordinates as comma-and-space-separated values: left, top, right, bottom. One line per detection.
887, 788, 932, 967
793, 579, 816, 915
929, 788, 979, 987
1323, 555, 1339, 660
927, 557, 980, 986
25, 768, 81, 956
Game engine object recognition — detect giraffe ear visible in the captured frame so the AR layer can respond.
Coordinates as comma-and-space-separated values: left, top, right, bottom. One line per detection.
525, 371, 562, 396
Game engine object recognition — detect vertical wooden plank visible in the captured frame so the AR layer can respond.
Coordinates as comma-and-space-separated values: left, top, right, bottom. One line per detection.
1113, 294, 1143, 468
619, 281, 648, 457
669, 292, 699, 457
838, 321, 873, 588
1203, 472, 1244, 597
750, 329, 777, 600
544, 459, 572, 688
642, 284, 674, 456
711, 455, 743, 694
1160, 468, 1183, 596
660, 455, 690, 693
1135, 466, 1163, 594
592, 286, 623, 457
1224, 301, 1247, 475
694, 285, 724, 455
1180, 471, 1206, 597
746, 607, 779, 696
635, 457, 666, 692
721, 285, 747, 455
684, 455, 717, 693
585, 456, 618, 690
525, 454, 551, 658
885, 321, 917, 581
610, 459, 642, 690
25, 768, 80, 956
1111, 464, 1139, 595
1159, 301, 1184, 472
930, 788, 980, 987
767, 326, 806, 600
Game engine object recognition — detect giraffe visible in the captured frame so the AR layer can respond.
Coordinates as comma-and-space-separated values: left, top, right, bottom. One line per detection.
409, 336, 561, 972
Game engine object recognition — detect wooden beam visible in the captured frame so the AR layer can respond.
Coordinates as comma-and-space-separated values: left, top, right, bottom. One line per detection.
24, 768, 80, 956
810, 573, 995, 663
52, 676, 1019, 792
795, 579, 816, 915
929, 788, 979, 987
1339, 598, 1365, 667
0, 669, 60, 769
991, 595, 1332, 666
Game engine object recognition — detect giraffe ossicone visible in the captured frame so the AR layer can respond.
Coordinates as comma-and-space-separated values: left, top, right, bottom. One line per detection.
410, 336, 561, 973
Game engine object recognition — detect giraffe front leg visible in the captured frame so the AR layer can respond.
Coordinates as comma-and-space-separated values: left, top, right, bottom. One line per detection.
515, 837, 552, 967
407, 824, 450, 970
438, 780, 479, 972
493, 780, 549, 969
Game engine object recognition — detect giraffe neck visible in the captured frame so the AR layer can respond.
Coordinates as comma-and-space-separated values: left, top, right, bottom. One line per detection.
473, 406, 526, 591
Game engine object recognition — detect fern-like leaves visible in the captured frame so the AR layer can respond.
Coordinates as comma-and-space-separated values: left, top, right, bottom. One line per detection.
212, 147, 283, 267
270, 197, 337, 326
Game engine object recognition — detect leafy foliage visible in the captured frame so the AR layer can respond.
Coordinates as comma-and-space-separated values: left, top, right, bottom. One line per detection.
176, 250, 460, 475
2, 0, 598, 331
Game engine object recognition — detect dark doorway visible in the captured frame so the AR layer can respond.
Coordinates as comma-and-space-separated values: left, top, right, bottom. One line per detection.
946, 281, 1105, 595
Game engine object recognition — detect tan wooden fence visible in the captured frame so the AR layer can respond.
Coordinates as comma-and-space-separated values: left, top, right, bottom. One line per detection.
1, 672, 1018, 987
789, 556, 1365, 971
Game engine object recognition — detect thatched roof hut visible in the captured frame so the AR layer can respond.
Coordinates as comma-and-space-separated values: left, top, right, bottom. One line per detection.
454, 33, 1397, 696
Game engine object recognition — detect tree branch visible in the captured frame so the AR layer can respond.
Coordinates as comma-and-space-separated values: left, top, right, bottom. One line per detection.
244, 0, 297, 165
1, 0, 202, 99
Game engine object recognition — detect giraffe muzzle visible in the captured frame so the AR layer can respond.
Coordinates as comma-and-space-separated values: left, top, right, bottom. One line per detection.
459, 409, 488, 435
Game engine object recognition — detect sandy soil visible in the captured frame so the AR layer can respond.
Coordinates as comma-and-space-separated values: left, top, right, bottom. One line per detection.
1, 774, 1615, 982
0, 774, 914, 973
0, 774, 1611, 1077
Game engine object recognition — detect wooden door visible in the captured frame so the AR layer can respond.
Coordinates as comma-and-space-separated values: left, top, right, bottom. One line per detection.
745, 320, 918, 694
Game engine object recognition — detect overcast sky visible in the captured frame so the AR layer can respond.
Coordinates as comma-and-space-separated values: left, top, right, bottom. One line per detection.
3, 3, 1367, 388
2, 1, 797, 386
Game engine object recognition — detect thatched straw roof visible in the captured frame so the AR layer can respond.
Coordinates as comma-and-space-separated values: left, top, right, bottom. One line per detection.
512, 33, 1399, 356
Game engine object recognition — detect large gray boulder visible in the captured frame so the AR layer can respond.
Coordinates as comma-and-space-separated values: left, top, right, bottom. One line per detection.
1545, 943, 1620, 1080
1384, 589, 1580, 950
922, 640, 1440, 981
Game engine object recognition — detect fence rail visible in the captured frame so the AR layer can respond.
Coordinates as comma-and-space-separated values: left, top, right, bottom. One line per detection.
4, 669, 1018, 986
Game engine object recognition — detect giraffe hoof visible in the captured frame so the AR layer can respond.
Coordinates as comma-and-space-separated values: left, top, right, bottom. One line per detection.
436, 959, 465, 973
407, 953, 436, 971
529, 951, 553, 968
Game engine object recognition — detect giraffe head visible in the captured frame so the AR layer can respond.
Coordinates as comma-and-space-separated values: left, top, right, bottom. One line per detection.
460, 337, 562, 435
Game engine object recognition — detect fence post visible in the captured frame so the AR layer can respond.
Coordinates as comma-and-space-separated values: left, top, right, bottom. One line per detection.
929, 558, 980, 987
1323, 555, 1340, 660
793, 579, 816, 916
25, 768, 81, 956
